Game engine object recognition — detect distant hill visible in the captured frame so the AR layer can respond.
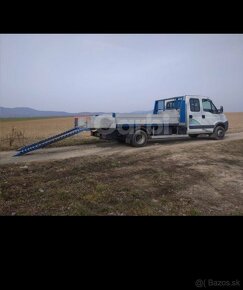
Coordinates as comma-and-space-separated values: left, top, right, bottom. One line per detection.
0, 107, 106, 118
0, 106, 152, 118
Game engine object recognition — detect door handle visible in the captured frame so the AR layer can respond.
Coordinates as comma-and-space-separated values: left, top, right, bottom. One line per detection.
189, 115, 193, 119
202, 115, 205, 119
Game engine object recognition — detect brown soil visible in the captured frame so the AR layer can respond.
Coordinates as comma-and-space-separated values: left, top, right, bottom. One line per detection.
0, 136, 243, 216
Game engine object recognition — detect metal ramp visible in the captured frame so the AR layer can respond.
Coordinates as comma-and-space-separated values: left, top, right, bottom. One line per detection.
14, 127, 90, 156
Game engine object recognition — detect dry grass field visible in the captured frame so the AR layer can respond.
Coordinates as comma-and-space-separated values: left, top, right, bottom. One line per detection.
0, 112, 243, 151
0, 116, 95, 151
225, 112, 243, 133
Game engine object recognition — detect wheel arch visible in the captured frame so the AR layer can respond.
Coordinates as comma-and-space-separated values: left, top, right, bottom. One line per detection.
213, 122, 227, 131
135, 126, 150, 136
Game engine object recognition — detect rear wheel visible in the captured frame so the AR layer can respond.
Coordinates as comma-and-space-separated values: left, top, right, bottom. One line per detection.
131, 130, 148, 147
189, 134, 199, 138
212, 126, 225, 140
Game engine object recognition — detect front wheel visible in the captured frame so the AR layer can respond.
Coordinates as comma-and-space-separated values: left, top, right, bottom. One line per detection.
212, 126, 225, 140
131, 130, 148, 147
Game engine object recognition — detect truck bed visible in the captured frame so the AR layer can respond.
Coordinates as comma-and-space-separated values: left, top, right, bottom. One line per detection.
115, 110, 179, 126
77, 110, 181, 129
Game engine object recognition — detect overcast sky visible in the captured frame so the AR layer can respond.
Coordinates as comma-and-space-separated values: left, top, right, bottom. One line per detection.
0, 34, 243, 112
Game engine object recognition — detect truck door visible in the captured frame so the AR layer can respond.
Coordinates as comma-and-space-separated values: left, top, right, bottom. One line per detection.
187, 97, 205, 134
199, 99, 220, 133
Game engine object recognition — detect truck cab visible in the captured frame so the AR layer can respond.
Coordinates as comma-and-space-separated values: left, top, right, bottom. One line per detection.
186, 96, 228, 136
153, 95, 228, 139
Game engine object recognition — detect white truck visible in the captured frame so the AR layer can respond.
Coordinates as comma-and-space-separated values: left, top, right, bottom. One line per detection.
77, 95, 229, 147
15, 95, 229, 156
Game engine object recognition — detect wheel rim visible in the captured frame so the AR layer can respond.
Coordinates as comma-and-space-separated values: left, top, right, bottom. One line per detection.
218, 129, 224, 137
135, 134, 145, 145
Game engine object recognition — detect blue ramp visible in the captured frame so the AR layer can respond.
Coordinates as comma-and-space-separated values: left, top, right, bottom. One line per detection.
14, 127, 90, 156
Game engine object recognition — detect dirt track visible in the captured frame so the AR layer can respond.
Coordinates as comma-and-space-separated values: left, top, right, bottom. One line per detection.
1, 132, 243, 165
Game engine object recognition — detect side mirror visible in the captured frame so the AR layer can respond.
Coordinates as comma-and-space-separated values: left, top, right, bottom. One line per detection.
219, 106, 223, 113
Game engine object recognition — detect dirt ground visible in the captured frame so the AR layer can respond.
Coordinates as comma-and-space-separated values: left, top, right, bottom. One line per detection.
0, 134, 243, 216
1, 132, 243, 165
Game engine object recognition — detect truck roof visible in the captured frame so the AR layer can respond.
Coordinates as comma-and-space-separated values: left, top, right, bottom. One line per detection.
155, 95, 211, 102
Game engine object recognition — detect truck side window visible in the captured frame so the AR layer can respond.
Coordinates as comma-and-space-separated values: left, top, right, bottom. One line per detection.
158, 100, 164, 110
166, 101, 174, 109
166, 100, 182, 110
202, 99, 218, 113
190, 98, 200, 112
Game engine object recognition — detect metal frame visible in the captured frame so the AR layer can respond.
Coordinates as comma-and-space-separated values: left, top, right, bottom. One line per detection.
153, 96, 185, 114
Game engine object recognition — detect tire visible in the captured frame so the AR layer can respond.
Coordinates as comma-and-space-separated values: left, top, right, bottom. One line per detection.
212, 126, 225, 140
189, 134, 199, 138
131, 130, 148, 147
